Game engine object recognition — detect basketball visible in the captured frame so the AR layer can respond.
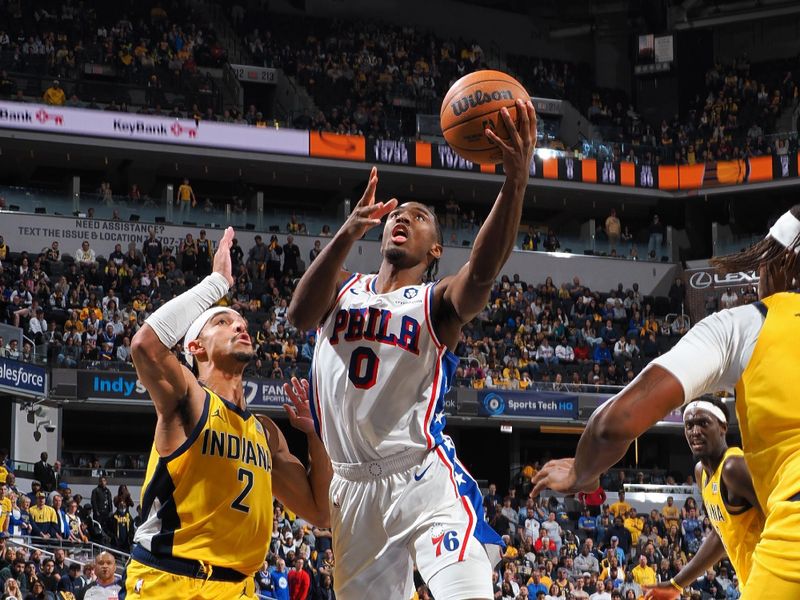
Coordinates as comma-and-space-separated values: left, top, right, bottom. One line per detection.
440, 70, 530, 164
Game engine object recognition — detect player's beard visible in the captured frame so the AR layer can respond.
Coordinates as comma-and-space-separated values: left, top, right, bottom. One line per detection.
384, 246, 415, 268
232, 350, 254, 363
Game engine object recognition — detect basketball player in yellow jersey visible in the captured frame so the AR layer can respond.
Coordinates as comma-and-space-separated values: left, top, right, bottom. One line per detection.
123, 226, 332, 600
533, 205, 800, 600
644, 397, 763, 599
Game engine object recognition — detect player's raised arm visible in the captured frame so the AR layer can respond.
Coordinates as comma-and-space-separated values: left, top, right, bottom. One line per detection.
131, 228, 234, 444
532, 308, 737, 496
288, 167, 398, 331
260, 378, 332, 527
433, 100, 536, 348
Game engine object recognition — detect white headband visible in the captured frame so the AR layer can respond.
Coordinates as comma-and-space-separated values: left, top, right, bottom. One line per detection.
683, 400, 727, 425
183, 307, 239, 367
768, 211, 800, 251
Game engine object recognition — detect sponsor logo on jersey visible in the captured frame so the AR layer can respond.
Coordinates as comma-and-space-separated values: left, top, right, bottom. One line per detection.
404, 288, 419, 299
414, 464, 432, 481
330, 308, 421, 355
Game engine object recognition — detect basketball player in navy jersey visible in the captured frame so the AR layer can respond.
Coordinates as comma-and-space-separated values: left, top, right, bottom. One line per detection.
289, 99, 537, 600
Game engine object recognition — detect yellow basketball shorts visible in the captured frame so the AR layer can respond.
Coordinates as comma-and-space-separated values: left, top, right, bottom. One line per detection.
120, 559, 257, 600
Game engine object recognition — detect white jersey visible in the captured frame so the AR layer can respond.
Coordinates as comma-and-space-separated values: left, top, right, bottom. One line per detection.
311, 273, 457, 464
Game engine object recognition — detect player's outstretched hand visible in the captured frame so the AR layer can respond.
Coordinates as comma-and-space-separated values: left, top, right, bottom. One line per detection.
213, 226, 235, 287
643, 583, 682, 599
485, 99, 537, 184
283, 377, 316, 435
530, 458, 598, 498
341, 166, 399, 241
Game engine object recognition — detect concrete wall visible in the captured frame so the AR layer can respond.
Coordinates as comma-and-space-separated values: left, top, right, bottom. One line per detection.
12, 404, 60, 464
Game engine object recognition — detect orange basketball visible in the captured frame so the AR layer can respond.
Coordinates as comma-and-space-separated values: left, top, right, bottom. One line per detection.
440, 70, 530, 165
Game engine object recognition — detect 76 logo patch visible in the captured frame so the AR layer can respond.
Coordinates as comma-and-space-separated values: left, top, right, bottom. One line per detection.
431, 525, 460, 557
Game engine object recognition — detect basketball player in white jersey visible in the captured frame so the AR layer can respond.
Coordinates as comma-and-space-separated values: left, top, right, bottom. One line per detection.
289, 99, 537, 600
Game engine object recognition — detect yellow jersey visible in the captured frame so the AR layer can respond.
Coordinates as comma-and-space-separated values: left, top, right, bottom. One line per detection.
700, 447, 763, 585
609, 500, 631, 518
136, 387, 273, 576
0, 497, 10, 530
736, 293, 800, 510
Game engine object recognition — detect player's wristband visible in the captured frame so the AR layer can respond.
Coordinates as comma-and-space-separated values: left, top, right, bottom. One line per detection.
669, 578, 684, 593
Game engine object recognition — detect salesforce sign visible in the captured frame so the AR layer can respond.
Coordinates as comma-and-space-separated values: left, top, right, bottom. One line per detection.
0, 357, 47, 398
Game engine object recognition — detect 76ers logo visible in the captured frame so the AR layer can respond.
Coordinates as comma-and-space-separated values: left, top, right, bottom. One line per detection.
431, 524, 460, 557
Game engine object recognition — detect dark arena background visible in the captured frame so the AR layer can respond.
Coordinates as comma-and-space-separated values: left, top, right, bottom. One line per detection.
0, 0, 795, 598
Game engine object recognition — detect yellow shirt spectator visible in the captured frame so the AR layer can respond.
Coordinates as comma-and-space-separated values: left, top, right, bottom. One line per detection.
502, 366, 520, 381
662, 500, 680, 528
624, 514, 644, 545
29, 499, 57, 530
609, 496, 632, 519
43, 82, 66, 106
0, 464, 7, 484
472, 378, 485, 390
0, 496, 11, 531
631, 559, 657, 586
177, 180, 195, 205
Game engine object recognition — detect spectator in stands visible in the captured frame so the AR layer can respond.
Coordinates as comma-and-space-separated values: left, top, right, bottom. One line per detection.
282, 236, 301, 276
605, 209, 621, 254
176, 178, 196, 219
51, 495, 68, 541
56, 563, 82, 597
32, 455, 55, 493
74, 242, 97, 269
142, 229, 163, 267
269, 557, 289, 600
110, 500, 134, 552
646, 215, 665, 259
37, 559, 57, 595
719, 287, 738, 310
28, 493, 56, 539
90, 477, 112, 535
542, 229, 560, 252
42, 80, 65, 106
309, 240, 322, 264
288, 557, 310, 600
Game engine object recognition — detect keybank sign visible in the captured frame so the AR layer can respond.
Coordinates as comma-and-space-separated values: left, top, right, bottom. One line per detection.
0, 357, 47, 397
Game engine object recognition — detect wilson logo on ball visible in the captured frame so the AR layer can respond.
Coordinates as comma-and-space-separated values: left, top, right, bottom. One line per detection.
450, 89, 515, 116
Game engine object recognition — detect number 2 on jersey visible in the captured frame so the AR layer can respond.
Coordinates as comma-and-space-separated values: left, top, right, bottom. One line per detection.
348, 346, 380, 389
231, 467, 253, 513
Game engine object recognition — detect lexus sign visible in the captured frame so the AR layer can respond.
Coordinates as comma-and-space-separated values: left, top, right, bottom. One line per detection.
688, 270, 758, 290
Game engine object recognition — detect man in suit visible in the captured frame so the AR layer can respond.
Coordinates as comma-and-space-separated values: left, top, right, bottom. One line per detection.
33, 453, 56, 492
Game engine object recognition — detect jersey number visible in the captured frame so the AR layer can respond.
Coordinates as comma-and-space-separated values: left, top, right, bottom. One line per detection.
348, 346, 380, 389
231, 468, 253, 513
